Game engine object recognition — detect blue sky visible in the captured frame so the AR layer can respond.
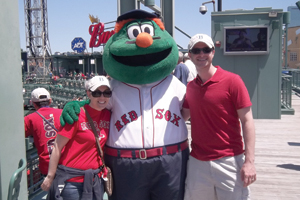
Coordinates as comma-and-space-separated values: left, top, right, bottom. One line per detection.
18, 0, 298, 53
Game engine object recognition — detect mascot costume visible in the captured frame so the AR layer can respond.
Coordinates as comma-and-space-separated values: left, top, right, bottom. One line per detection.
61, 10, 189, 200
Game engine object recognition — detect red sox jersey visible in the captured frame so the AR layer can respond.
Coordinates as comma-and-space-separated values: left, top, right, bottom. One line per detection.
106, 74, 188, 148
24, 107, 62, 175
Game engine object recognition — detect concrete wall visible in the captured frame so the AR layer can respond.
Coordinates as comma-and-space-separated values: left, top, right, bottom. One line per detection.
211, 8, 284, 119
0, 0, 28, 199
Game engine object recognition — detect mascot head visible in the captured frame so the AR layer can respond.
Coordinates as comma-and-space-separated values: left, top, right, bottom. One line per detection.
103, 9, 178, 84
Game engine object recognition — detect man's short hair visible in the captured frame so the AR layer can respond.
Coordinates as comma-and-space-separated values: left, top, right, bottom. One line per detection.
34, 100, 50, 107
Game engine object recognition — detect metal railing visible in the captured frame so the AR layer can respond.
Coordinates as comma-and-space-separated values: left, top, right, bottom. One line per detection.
281, 73, 293, 109
290, 69, 300, 91
26, 138, 45, 199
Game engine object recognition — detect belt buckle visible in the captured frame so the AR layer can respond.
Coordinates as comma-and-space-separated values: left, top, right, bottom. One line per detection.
139, 149, 147, 159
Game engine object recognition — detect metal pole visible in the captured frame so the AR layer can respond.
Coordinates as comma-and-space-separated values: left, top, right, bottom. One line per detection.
285, 25, 288, 69
218, 0, 222, 11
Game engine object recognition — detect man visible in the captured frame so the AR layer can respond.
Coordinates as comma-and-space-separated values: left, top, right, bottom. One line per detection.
184, 53, 197, 82
253, 32, 267, 50
24, 87, 62, 175
182, 34, 256, 200
173, 51, 190, 86
230, 30, 254, 49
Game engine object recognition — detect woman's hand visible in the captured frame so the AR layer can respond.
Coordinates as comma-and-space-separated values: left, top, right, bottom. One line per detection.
41, 175, 54, 191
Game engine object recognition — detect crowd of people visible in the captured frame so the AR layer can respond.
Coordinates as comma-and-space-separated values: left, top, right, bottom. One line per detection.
65, 70, 98, 80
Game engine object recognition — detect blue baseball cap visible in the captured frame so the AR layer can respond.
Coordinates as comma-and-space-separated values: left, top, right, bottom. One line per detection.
117, 9, 160, 22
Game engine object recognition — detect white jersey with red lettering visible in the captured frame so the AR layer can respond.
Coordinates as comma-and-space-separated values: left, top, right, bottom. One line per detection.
106, 74, 188, 148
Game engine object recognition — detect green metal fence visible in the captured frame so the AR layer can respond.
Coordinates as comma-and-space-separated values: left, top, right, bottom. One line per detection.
280, 69, 300, 115
281, 73, 294, 114
26, 138, 46, 199
290, 69, 300, 91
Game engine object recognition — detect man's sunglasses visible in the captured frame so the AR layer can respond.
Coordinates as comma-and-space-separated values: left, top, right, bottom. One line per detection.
91, 90, 112, 98
189, 47, 213, 54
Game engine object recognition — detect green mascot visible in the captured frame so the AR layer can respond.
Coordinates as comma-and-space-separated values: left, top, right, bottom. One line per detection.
61, 10, 189, 200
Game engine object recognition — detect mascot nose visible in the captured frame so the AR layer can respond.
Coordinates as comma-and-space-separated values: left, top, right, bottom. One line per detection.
136, 32, 153, 48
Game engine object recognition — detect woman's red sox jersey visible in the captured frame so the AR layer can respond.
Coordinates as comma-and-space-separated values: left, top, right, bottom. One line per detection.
106, 74, 188, 148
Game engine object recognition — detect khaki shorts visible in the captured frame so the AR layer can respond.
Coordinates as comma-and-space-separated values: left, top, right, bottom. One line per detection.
184, 154, 250, 200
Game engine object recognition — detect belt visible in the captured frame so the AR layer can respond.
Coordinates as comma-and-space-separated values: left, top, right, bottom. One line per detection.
105, 140, 189, 160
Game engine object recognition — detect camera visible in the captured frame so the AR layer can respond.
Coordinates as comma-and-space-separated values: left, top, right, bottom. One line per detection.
199, 5, 207, 15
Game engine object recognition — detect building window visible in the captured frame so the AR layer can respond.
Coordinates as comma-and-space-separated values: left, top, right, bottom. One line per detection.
290, 52, 297, 61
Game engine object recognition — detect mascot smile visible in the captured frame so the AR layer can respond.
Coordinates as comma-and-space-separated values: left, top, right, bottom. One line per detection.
61, 9, 189, 200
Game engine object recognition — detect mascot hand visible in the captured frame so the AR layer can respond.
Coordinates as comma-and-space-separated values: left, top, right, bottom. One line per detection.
60, 100, 89, 126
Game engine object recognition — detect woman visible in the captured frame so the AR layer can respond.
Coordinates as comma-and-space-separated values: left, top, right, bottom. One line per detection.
41, 76, 112, 200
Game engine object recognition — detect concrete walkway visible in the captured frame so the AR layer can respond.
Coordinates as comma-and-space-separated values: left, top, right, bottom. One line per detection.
185, 93, 300, 200
32, 94, 300, 200
250, 93, 300, 199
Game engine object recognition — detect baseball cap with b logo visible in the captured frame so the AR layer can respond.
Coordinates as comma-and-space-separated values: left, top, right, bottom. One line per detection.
188, 34, 215, 50
85, 76, 111, 92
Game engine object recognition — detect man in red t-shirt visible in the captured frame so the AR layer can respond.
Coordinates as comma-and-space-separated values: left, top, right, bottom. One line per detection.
24, 87, 62, 175
182, 34, 256, 200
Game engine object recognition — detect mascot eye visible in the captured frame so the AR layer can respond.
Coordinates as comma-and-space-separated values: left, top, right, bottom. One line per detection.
141, 24, 154, 36
127, 25, 141, 39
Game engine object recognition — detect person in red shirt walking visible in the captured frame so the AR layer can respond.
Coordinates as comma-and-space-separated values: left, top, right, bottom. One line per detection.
182, 34, 256, 200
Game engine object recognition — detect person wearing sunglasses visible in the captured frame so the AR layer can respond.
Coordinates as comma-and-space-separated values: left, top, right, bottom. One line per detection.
182, 34, 256, 200
41, 76, 112, 200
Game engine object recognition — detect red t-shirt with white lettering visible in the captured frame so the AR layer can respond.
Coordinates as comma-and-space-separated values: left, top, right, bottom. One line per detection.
24, 107, 62, 175
58, 104, 111, 182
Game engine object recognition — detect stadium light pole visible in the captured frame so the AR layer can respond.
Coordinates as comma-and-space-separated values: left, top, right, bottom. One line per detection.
217, 0, 222, 11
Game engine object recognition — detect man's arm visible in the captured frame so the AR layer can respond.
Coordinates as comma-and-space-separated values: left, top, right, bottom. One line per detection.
181, 108, 191, 122
237, 106, 256, 187
24, 116, 31, 137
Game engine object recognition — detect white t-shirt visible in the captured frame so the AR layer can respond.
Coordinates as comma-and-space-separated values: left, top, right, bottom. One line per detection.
185, 60, 197, 82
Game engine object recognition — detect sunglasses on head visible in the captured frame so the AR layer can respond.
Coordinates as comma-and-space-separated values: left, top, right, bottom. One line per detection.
189, 47, 213, 54
91, 90, 112, 98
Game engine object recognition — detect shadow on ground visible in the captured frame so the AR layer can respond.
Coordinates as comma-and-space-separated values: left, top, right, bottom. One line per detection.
288, 142, 300, 146
277, 164, 300, 171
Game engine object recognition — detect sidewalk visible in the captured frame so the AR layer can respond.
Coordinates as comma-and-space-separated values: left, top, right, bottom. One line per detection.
250, 94, 300, 199
185, 94, 300, 199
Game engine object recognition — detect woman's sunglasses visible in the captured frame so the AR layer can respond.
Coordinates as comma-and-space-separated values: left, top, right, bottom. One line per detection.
91, 90, 112, 98
189, 47, 213, 54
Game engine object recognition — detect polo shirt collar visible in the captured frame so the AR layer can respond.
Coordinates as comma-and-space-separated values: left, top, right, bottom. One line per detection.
196, 65, 222, 86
